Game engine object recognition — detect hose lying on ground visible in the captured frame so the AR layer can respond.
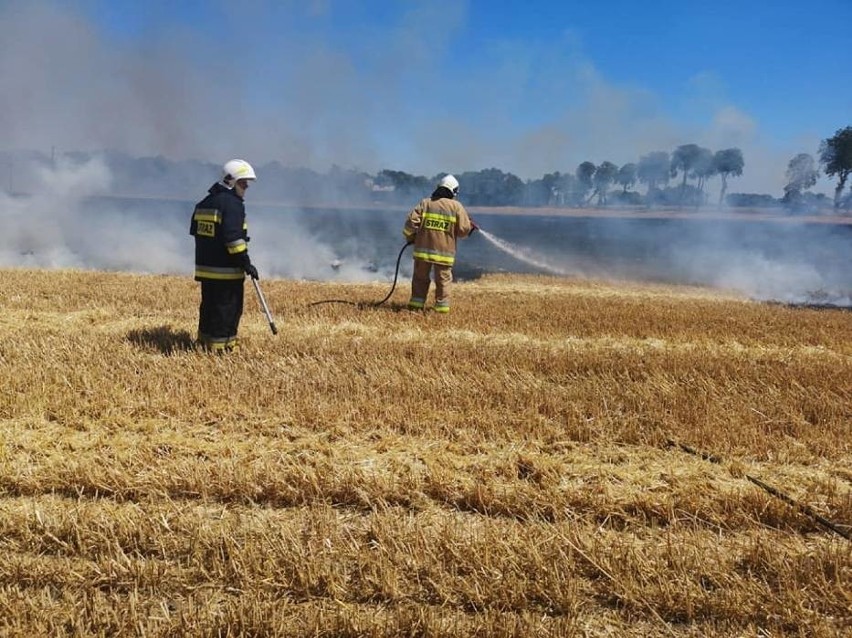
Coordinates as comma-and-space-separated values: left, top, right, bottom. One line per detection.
667, 439, 850, 541
309, 241, 412, 309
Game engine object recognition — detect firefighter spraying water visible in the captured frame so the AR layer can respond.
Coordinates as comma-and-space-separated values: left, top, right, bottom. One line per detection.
309, 186, 575, 310
308, 173, 587, 311
310, 174, 480, 311
402, 174, 478, 313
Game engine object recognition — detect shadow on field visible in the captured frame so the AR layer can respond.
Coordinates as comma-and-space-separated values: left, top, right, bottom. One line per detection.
127, 326, 195, 355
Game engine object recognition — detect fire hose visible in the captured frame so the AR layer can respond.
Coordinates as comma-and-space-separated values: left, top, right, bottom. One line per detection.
309, 240, 413, 308
667, 439, 850, 541
309, 220, 480, 309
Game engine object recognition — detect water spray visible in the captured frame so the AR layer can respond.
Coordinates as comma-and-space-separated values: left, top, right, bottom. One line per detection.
477, 228, 572, 276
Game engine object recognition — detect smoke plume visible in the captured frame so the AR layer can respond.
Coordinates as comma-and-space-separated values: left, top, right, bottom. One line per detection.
0, 2, 848, 304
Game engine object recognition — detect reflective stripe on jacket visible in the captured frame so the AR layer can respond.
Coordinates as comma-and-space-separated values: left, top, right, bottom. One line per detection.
189, 182, 249, 282
403, 196, 472, 266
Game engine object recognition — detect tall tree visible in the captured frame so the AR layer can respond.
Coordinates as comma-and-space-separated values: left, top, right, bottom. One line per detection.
375, 169, 429, 195
457, 168, 525, 206
692, 147, 716, 204
818, 126, 852, 209
536, 172, 563, 205
713, 148, 744, 207
556, 172, 580, 206
783, 153, 819, 207
637, 151, 670, 192
576, 161, 596, 205
616, 163, 637, 193
670, 144, 702, 191
592, 161, 618, 205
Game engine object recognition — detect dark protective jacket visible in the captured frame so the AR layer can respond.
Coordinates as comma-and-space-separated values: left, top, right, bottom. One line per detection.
402, 190, 472, 266
189, 182, 250, 281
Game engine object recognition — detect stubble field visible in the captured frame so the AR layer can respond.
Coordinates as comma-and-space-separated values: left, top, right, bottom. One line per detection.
0, 268, 849, 637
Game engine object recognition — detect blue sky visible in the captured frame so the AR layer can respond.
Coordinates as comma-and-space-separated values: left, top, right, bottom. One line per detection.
2, 0, 851, 193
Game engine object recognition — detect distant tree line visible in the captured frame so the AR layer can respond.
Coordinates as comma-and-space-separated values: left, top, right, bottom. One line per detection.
369, 145, 745, 210
3, 127, 850, 213
348, 126, 851, 213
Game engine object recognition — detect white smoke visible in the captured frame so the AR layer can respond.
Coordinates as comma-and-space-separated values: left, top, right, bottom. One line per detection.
2, 157, 104, 268
0, 2, 837, 195
0, 156, 395, 280
675, 242, 852, 307
249, 212, 387, 282
467, 217, 850, 308
0, 2, 847, 299
0, 157, 194, 273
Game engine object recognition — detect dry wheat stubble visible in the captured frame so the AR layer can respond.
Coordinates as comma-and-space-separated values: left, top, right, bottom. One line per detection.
0, 268, 849, 637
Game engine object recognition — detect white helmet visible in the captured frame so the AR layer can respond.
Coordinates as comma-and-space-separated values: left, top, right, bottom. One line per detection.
222, 159, 256, 186
438, 174, 459, 195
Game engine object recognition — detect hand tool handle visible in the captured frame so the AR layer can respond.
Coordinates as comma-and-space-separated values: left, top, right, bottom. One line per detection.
251, 277, 278, 335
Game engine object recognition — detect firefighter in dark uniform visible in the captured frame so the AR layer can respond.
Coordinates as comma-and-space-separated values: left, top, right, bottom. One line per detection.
189, 159, 259, 352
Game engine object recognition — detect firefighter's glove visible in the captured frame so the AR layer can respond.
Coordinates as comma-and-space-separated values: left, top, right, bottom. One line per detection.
470, 220, 480, 234
245, 263, 259, 280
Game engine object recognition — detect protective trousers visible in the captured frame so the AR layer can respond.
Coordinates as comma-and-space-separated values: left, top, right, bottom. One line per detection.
408, 259, 453, 313
197, 279, 244, 351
